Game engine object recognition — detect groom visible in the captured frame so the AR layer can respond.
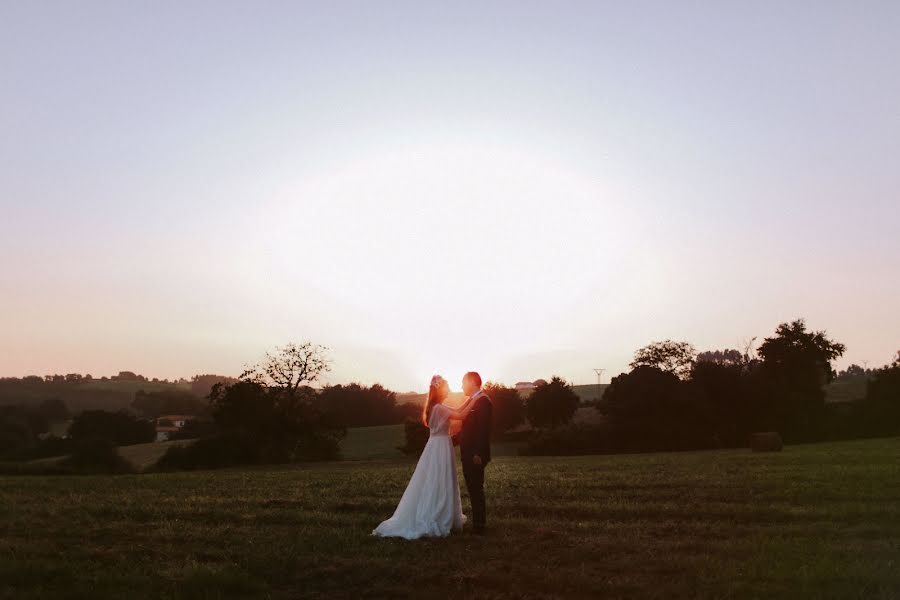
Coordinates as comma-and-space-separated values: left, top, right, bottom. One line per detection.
456, 371, 492, 534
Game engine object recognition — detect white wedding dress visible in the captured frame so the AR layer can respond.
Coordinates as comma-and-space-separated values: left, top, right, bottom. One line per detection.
373, 403, 466, 539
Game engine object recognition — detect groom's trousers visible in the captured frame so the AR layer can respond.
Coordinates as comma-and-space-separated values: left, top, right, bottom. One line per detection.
462, 459, 486, 529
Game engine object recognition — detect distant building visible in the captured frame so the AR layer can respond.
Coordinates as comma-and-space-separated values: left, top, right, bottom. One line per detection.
515, 379, 548, 392
155, 414, 195, 442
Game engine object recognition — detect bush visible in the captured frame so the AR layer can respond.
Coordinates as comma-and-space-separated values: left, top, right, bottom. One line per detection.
62, 438, 134, 474
155, 434, 260, 471
750, 432, 783, 452
398, 418, 429, 456
6, 435, 75, 461
154, 429, 342, 471
520, 424, 623, 456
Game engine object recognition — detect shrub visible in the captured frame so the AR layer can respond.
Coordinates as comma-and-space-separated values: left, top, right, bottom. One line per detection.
398, 418, 429, 456
63, 438, 134, 474
154, 434, 260, 471
7, 435, 75, 461
750, 432, 783, 452
520, 424, 622, 456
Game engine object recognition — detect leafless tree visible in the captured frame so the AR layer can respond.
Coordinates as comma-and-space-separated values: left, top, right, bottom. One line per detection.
241, 342, 331, 399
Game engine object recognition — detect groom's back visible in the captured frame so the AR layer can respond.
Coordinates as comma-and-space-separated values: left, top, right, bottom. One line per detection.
460, 393, 492, 464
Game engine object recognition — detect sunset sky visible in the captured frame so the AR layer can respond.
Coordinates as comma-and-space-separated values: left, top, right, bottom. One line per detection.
2, 2, 898, 392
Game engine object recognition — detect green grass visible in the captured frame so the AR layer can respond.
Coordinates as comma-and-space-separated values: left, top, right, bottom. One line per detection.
342, 424, 528, 461
341, 424, 407, 461
2, 438, 899, 599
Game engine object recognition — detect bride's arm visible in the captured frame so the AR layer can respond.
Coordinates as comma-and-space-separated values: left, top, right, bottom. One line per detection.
446, 397, 476, 421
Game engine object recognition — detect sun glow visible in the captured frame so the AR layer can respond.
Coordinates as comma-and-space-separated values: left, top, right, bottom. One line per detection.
236, 136, 653, 389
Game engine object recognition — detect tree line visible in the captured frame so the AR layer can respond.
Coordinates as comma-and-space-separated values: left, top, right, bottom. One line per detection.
524, 319, 900, 455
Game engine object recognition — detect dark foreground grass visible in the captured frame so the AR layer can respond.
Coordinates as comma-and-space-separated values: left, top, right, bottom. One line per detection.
2, 438, 899, 599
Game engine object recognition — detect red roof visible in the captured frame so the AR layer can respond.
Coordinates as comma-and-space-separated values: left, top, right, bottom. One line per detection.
157, 415, 195, 421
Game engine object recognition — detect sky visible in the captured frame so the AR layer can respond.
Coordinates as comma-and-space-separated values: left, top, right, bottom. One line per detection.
1, 1, 898, 392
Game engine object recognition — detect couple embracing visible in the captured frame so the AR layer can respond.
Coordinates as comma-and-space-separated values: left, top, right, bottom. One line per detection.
373, 371, 492, 539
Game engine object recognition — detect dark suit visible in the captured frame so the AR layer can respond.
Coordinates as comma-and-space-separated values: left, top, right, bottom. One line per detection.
458, 391, 492, 530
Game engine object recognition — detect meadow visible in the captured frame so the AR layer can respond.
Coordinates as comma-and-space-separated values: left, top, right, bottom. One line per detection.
2, 437, 899, 599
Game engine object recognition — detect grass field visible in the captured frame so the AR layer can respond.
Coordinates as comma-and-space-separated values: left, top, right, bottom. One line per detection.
3, 438, 899, 599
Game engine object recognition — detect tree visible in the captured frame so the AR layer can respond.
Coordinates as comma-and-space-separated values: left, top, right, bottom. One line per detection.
68, 410, 155, 446
837, 364, 868, 380
630, 340, 696, 379
190, 374, 239, 399
856, 359, 900, 437
208, 380, 343, 463
483, 382, 525, 437
687, 360, 750, 447
241, 342, 331, 400
696, 349, 746, 366
752, 319, 845, 441
203, 343, 343, 464
0, 407, 38, 456
526, 376, 579, 429
604, 366, 686, 450
132, 390, 208, 418
317, 383, 400, 428
36, 397, 69, 423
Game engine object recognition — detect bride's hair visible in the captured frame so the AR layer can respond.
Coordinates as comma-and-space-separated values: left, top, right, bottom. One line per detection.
422, 376, 448, 426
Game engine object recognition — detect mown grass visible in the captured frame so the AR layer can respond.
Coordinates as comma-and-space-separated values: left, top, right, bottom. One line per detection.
2, 438, 899, 599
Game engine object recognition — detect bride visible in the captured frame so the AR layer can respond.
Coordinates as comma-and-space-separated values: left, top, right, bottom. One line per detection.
373, 375, 475, 539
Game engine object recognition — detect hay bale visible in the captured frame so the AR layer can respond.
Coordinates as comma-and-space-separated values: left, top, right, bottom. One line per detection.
750, 432, 783, 452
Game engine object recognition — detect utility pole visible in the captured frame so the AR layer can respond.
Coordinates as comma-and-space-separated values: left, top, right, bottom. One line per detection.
593, 368, 606, 401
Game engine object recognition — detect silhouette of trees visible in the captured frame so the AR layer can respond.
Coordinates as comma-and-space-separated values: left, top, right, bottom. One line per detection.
240, 342, 331, 399
317, 383, 410, 427
750, 319, 845, 441
696, 349, 746, 366
630, 340, 696, 379
204, 379, 343, 463
36, 397, 69, 423
68, 410, 155, 446
686, 359, 750, 447
132, 390, 208, 418
169, 343, 344, 468
856, 357, 900, 436
190, 374, 239, 399
526, 376, 579, 428
604, 366, 688, 450
483, 382, 525, 437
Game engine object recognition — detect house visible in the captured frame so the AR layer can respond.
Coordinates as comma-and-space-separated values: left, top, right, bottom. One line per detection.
515, 379, 549, 392
155, 414, 195, 442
